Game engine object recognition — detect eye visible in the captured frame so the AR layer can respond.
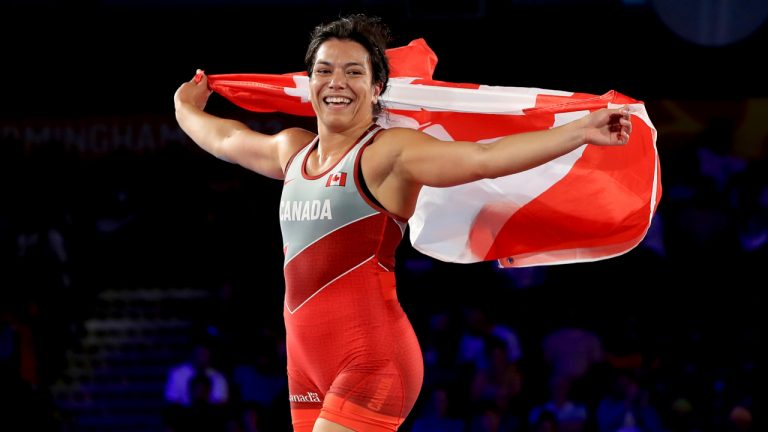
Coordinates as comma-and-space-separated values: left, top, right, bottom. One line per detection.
314, 68, 331, 75
347, 69, 364, 76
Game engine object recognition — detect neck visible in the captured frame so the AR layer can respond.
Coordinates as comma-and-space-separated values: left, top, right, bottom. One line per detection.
316, 121, 374, 154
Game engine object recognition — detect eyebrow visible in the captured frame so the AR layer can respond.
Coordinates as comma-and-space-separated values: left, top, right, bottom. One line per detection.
314, 60, 366, 68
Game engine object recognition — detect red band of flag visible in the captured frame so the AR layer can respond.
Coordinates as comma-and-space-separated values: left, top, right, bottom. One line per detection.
207, 39, 661, 266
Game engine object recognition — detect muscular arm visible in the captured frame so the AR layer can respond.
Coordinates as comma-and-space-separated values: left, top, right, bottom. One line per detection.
397, 107, 631, 187
367, 107, 631, 218
174, 71, 315, 179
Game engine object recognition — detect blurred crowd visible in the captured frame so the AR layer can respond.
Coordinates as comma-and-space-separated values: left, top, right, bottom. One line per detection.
1, 100, 761, 431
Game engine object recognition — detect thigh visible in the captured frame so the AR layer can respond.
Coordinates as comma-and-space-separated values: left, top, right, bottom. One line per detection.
291, 407, 321, 432
312, 418, 356, 432
288, 369, 324, 432
317, 357, 422, 432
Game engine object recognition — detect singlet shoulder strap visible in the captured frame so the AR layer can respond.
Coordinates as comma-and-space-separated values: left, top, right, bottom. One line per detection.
284, 135, 318, 177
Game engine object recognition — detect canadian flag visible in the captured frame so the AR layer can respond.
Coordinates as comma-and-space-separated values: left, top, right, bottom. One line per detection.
207, 39, 661, 267
326, 172, 347, 187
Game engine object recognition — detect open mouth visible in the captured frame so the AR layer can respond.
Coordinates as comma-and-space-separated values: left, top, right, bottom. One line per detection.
323, 96, 352, 106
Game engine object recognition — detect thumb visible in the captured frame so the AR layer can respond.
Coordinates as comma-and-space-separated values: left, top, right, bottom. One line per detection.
194, 69, 205, 84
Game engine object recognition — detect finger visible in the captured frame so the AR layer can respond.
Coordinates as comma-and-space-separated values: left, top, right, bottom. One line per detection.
619, 119, 632, 137
615, 108, 632, 133
618, 130, 630, 145
194, 69, 205, 84
622, 105, 631, 120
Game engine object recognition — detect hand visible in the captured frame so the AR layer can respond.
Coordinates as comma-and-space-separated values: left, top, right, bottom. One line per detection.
174, 69, 212, 110
583, 105, 632, 146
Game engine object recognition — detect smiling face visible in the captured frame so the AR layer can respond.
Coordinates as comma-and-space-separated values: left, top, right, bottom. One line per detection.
309, 38, 381, 133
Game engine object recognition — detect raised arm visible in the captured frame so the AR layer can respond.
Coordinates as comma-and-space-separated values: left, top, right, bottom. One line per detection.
173, 70, 315, 179
366, 107, 631, 218
393, 106, 631, 187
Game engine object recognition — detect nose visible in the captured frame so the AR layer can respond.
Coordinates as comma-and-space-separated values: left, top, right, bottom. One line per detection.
329, 69, 346, 88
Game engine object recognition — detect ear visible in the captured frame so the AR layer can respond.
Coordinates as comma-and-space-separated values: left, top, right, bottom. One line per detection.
372, 83, 383, 103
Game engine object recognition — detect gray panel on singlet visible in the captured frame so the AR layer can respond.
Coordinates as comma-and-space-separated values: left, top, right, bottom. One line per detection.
279, 128, 381, 265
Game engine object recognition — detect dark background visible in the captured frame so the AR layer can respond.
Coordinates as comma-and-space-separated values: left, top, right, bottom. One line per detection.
3, 0, 768, 118
0, 1, 763, 431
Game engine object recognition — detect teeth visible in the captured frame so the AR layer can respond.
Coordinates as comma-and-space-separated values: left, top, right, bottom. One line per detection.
324, 97, 351, 104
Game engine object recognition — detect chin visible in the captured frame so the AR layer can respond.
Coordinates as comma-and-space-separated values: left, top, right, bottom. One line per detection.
321, 114, 353, 129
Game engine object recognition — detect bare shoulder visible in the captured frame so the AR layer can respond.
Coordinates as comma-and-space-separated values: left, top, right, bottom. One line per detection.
276, 127, 316, 153
277, 127, 317, 146
377, 126, 424, 140
372, 127, 432, 150
364, 127, 436, 178
275, 127, 317, 169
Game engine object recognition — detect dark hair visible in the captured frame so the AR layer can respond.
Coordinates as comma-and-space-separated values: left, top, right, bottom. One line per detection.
305, 14, 391, 117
